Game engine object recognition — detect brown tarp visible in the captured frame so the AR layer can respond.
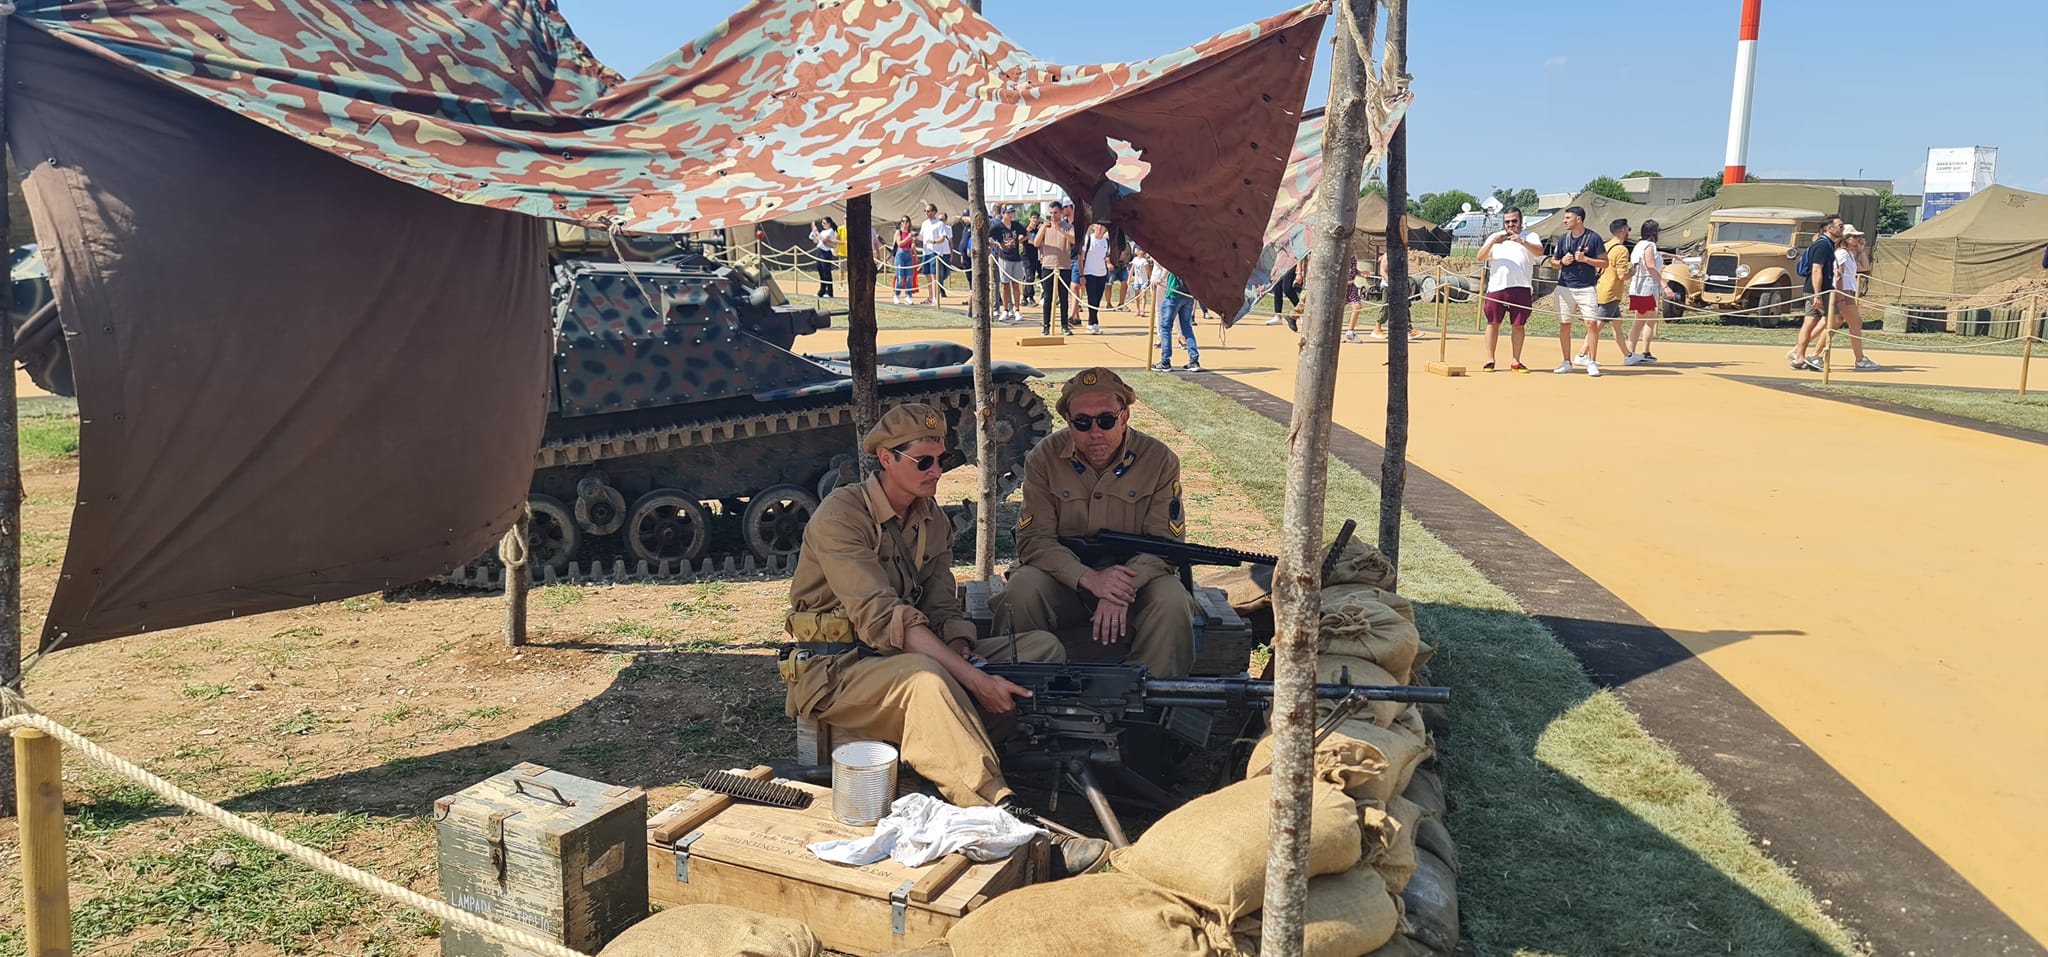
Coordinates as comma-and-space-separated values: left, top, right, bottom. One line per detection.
1867, 185, 2048, 302
10, 28, 551, 650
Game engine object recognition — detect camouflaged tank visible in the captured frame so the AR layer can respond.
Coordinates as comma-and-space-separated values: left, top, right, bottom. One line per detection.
445, 247, 1051, 585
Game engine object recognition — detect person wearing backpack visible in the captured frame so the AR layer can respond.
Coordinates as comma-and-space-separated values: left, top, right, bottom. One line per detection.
1790, 214, 1843, 370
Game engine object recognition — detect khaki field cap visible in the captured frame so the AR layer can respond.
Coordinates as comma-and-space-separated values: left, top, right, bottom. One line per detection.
864, 403, 948, 456
1056, 367, 1138, 419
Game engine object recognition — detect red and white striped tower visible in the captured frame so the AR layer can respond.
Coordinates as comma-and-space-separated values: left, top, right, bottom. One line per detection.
1723, 0, 1762, 183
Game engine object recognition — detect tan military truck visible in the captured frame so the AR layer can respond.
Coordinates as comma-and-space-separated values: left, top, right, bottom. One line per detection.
1660, 184, 1880, 326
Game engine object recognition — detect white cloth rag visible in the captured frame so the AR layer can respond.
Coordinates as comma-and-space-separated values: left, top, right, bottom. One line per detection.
808, 793, 1046, 868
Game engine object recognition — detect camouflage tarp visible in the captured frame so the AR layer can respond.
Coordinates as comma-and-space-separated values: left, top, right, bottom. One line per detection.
1232, 95, 1411, 322
12, 0, 1330, 649
22, 0, 1329, 315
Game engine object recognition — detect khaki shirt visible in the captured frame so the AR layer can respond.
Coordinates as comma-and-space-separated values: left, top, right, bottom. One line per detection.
1035, 222, 1072, 269
1597, 236, 1631, 304
1016, 427, 1183, 589
788, 473, 978, 653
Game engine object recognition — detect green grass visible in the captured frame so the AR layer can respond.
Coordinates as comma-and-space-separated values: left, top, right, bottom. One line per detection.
1810, 383, 2048, 433
19, 396, 80, 460
181, 682, 233, 701
1137, 374, 1858, 956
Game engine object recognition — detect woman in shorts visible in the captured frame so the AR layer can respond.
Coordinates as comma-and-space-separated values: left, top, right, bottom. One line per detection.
1128, 246, 1153, 316
1626, 219, 1669, 361
1834, 226, 1880, 370
891, 216, 917, 304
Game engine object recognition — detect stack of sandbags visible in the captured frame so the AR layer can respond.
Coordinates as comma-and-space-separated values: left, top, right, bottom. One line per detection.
947, 873, 1232, 957
598, 904, 820, 957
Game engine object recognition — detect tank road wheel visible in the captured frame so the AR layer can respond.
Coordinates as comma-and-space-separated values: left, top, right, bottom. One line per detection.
743, 485, 821, 563
815, 454, 859, 503
623, 490, 712, 565
574, 473, 627, 537
525, 495, 580, 575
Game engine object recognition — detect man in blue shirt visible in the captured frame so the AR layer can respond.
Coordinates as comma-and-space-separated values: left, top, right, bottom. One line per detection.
1790, 215, 1843, 370
1547, 206, 1609, 376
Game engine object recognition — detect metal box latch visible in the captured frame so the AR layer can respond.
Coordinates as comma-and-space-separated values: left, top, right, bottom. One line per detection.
674, 830, 704, 883
486, 810, 516, 884
891, 879, 915, 936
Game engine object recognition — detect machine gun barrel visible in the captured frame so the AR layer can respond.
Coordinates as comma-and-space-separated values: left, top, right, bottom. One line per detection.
1139, 676, 1450, 708
1058, 531, 1277, 591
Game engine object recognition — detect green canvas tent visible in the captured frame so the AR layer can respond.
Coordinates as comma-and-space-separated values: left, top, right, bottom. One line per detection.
1542, 191, 1718, 252
1867, 185, 2048, 302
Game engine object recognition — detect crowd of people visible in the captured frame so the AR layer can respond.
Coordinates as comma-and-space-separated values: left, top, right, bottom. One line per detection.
812, 201, 1886, 381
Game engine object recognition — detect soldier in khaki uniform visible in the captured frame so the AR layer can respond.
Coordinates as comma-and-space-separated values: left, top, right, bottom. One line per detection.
992, 368, 1197, 677
780, 405, 1106, 872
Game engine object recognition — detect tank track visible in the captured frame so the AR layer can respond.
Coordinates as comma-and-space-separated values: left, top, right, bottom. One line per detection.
435, 381, 1050, 588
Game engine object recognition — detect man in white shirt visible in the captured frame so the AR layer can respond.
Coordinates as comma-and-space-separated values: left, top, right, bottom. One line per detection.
918, 204, 953, 305
1476, 207, 1541, 372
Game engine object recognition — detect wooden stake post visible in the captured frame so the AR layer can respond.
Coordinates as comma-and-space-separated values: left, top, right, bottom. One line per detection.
1260, 2, 1379, 953
14, 728, 72, 955
503, 506, 530, 646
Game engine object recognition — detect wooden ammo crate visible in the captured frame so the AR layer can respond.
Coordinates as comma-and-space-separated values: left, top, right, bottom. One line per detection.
958, 578, 1255, 675
435, 763, 648, 957
646, 777, 1045, 955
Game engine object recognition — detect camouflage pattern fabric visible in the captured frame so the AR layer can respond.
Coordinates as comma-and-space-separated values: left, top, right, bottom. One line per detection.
23, 0, 1328, 314
1230, 93, 1412, 323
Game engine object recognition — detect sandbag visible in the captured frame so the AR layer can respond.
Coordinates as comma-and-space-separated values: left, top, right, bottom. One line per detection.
1362, 933, 1436, 957
1397, 849, 1460, 955
1324, 538, 1397, 590
1326, 585, 1414, 624
1317, 655, 1407, 727
1336, 718, 1431, 805
1204, 565, 1272, 614
946, 873, 1227, 957
880, 943, 954, 956
1392, 702, 1429, 744
1360, 795, 1424, 893
1400, 767, 1446, 817
1415, 814, 1458, 876
1113, 778, 1361, 921
1253, 718, 1428, 805
1317, 590, 1423, 682
598, 904, 819, 957
1229, 866, 1399, 957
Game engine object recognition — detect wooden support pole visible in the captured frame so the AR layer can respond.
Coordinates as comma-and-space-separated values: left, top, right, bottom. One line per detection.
503, 506, 530, 647
0, 10, 20, 816
2021, 335, 2034, 398
1822, 287, 1837, 387
966, 0, 997, 582
14, 728, 72, 956
1437, 265, 1449, 363
846, 195, 881, 463
1375, 0, 1411, 572
1259, 2, 1377, 954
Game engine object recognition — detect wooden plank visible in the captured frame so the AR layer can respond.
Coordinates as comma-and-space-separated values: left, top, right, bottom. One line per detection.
1015, 335, 1065, 346
649, 766, 771, 845
909, 853, 971, 903
1423, 361, 1466, 377
647, 850, 963, 956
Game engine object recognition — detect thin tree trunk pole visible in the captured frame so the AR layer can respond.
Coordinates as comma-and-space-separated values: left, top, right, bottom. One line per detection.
847, 195, 881, 465
0, 12, 21, 816
503, 507, 530, 647
1375, 0, 1410, 574
1259, 2, 1376, 954
966, 0, 998, 580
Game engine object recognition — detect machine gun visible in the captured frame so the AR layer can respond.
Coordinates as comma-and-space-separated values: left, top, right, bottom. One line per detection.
1058, 531, 1277, 592
980, 659, 1449, 845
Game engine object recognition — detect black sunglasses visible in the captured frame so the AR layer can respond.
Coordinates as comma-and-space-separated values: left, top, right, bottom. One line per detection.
891, 448, 943, 472
1068, 412, 1121, 432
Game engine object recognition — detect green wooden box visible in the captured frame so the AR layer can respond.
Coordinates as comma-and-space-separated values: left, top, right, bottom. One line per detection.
435, 762, 648, 956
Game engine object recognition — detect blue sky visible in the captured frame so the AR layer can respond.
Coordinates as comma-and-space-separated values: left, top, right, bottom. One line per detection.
555, 0, 2047, 199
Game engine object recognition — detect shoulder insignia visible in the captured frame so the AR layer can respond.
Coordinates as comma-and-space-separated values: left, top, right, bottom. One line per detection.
1169, 495, 1183, 522
1113, 449, 1136, 478
1018, 513, 1033, 529
1082, 371, 1099, 385
924, 411, 941, 428
1173, 479, 1182, 498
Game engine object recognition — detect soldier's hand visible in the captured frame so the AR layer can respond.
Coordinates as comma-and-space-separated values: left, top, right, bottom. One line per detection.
1091, 600, 1129, 646
969, 673, 1032, 715
1080, 565, 1138, 605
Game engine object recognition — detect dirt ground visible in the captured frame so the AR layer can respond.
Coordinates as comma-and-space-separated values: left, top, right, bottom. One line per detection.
0, 392, 1278, 955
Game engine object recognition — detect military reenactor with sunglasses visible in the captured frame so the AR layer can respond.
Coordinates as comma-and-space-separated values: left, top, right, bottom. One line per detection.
992, 368, 1197, 677
778, 404, 1111, 874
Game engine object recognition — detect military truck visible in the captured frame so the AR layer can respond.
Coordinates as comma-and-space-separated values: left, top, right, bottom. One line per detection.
1659, 184, 1880, 326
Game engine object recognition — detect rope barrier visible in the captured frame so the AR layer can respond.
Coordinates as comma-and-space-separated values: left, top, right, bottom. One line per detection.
0, 703, 592, 957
